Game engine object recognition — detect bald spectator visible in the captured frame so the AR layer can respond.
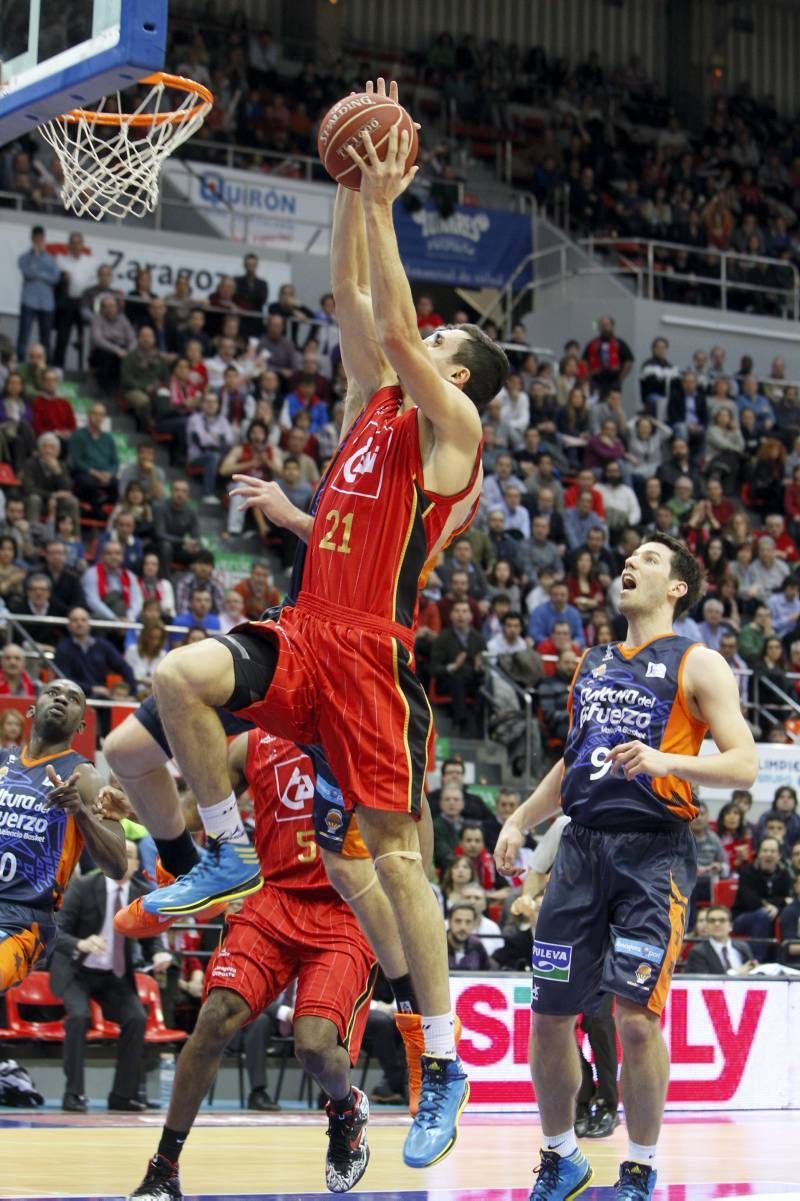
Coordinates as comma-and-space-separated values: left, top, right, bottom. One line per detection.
54, 606, 135, 700
742, 536, 790, 604
0, 643, 36, 698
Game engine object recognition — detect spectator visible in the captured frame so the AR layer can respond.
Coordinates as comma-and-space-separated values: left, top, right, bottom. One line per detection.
455, 825, 498, 895
267, 283, 313, 349
427, 758, 493, 827
486, 610, 543, 691
121, 326, 170, 429
697, 597, 732, 652
498, 372, 530, 437
152, 479, 201, 575
54, 606, 136, 698
459, 883, 504, 956
0, 643, 36, 698
528, 580, 585, 646
0, 369, 36, 476
432, 783, 466, 872
53, 232, 95, 368
136, 298, 179, 362
233, 561, 281, 620
95, 512, 144, 576
415, 295, 445, 336
281, 426, 320, 485
68, 402, 119, 515
138, 551, 176, 618
8, 573, 61, 647
0, 535, 25, 603
125, 621, 168, 697
233, 253, 268, 335
42, 539, 85, 614
481, 451, 526, 513
278, 374, 328, 434
0, 495, 41, 564
83, 540, 143, 623
691, 801, 729, 915
716, 801, 753, 873
187, 391, 234, 501
79, 262, 123, 323
258, 314, 297, 380
639, 337, 678, 415
595, 461, 641, 532
111, 481, 155, 545
178, 308, 213, 357
126, 267, 155, 320
17, 341, 50, 400
88, 296, 136, 392
171, 587, 221, 644
21, 432, 77, 524
30, 368, 77, 441
582, 315, 634, 395
218, 589, 246, 634
769, 574, 800, 639
684, 905, 758, 975
118, 443, 166, 505
718, 631, 750, 706
446, 904, 494, 971
733, 836, 792, 946
755, 787, 800, 848
778, 873, 800, 968
537, 649, 579, 743
154, 358, 205, 461
175, 549, 225, 616
17, 224, 60, 359
0, 708, 25, 747
564, 489, 606, 553
738, 602, 773, 666
536, 619, 582, 676
430, 600, 486, 734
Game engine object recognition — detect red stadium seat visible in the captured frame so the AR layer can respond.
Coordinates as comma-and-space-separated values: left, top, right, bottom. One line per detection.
712, 878, 739, 908
3, 972, 66, 1041
134, 972, 188, 1045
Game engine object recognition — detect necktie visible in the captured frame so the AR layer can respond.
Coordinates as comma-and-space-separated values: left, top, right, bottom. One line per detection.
112, 887, 126, 978
721, 945, 732, 972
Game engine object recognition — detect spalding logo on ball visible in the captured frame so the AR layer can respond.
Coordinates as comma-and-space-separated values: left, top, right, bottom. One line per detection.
317, 92, 419, 191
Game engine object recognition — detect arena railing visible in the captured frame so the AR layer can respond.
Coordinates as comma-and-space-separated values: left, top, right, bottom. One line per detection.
579, 236, 800, 321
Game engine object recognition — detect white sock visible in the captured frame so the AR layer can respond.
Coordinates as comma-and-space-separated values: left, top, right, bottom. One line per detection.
199, 794, 248, 845
421, 1012, 456, 1058
543, 1128, 578, 1158
627, 1140, 657, 1168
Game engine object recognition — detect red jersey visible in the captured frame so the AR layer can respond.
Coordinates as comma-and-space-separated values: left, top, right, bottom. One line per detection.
302, 385, 481, 637
245, 729, 336, 898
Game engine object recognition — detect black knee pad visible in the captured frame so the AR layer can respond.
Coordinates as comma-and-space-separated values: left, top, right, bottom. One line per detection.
215, 630, 279, 712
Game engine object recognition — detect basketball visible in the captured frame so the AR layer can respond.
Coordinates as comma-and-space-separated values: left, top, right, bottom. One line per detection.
317, 92, 418, 190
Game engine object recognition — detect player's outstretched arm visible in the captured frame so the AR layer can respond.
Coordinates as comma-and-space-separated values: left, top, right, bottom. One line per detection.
494, 760, 564, 877
607, 647, 759, 789
351, 126, 482, 454
229, 476, 313, 543
47, 764, 127, 879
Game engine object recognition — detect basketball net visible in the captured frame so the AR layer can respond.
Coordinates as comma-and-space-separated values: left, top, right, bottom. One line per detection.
38, 72, 213, 222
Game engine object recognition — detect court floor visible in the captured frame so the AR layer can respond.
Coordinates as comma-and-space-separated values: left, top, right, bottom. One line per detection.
3, 1109, 799, 1201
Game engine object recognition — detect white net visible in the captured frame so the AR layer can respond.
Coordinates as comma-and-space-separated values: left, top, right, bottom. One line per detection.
38, 74, 213, 222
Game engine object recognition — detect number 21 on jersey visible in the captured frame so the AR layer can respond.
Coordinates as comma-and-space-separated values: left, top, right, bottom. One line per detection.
319, 509, 354, 555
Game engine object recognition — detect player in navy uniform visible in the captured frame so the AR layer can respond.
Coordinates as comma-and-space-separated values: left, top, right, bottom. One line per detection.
0, 680, 126, 993
495, 534, 758, 1201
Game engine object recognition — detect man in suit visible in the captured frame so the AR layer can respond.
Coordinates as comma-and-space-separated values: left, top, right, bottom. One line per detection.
429, 600, 486, 736
50, 840, 171, 1112
684, 905, 759, 975
8, 573, 61, 649
233, 253, 268, 338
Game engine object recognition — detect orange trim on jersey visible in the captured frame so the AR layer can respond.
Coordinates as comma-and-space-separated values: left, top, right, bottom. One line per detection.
648, 873, 688, 1016
653, 645, 708, 820
0, 922, 44, 992
20, 746, 76, 769
341, 816, 371, 861
566, 648, 590, 719
615, 632, 677, 660
391, 639, 414, 813
343, 960, 379, 1053
53, 817, 84, 911
392, 488, 420, 625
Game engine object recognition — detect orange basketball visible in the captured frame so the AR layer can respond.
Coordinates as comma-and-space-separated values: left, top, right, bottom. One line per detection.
317, 92, 418, 191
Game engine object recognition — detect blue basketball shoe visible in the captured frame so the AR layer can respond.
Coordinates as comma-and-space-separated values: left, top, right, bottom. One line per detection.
615, 1161, 657, 1199
530, 1148, 594, 1200
402, 1054, 469, 1168
141, 838, 262, 916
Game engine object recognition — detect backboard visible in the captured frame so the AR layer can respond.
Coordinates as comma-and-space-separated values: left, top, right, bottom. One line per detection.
0, 0, 167, 145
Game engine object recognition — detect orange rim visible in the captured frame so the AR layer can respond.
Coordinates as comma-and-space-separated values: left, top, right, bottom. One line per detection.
56, 72, 214, 127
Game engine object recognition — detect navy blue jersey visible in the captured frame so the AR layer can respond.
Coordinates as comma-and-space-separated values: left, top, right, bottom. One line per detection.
561, 635, 707, 831
0, 745, 88, 909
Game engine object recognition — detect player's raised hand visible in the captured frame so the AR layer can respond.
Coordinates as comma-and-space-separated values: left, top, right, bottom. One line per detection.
607, 740, 675, 780
494, 821, 524, 877
346, 125, 419, 204
95, 785, 133, 822
45, 766, 87, 816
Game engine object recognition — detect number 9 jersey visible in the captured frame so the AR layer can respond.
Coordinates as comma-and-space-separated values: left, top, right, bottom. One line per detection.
561, 635, 709, 830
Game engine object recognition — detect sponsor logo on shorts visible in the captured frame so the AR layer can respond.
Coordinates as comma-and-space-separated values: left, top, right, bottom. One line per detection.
614, 937, 664, 966
324, 808, 344, 835
633, 963, 653, 986
646, 661, 667, 679
531, 939, 572, 982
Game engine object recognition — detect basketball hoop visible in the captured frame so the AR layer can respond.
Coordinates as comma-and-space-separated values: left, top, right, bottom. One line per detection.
38, 72, 214, 221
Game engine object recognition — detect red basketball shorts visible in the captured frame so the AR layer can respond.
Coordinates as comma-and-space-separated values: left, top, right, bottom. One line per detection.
233, 592, 434, 818
205, 883, 377, 1064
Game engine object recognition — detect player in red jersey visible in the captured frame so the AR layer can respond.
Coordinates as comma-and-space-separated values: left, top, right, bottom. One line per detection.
144, 78, 507, 1168
127, 730, 377, 1200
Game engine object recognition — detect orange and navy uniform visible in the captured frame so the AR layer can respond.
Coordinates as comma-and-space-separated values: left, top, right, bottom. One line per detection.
0, 744, 87, 992
206, 731, 376, 1059
530, 636, 707, 1019
237, 385, 482, 819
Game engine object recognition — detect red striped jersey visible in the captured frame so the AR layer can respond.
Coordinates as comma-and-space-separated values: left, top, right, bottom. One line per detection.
301, 385, 481, 633
245, 729, 337, 897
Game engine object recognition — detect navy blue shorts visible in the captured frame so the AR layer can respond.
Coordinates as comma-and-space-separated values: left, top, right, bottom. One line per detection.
132, 697, 357, 857
531, 821, 696, 1017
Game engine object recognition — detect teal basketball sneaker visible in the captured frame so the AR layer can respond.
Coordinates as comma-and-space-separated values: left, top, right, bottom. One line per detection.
530, 1148, 594, 1200
402, 1054, 469, 1168
141, 838, 262, 916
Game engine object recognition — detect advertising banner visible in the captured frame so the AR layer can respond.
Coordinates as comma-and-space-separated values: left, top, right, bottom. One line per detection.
0, 222, 289, 320
161, 161, 333, 256
451, 974, 798, 1109
394, 201, 533, 288
699, 741, 800, 810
